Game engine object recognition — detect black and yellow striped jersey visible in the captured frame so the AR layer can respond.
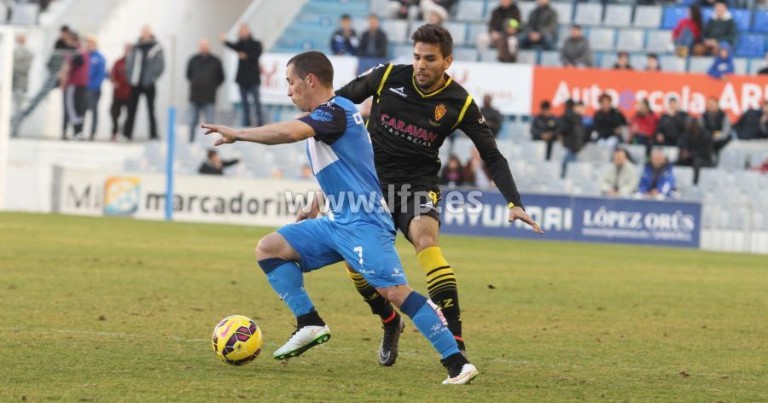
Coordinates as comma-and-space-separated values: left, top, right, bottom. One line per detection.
336, 63, 523, 207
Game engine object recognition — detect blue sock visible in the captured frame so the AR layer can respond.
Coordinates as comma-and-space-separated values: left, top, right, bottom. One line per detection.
258, 258, 314, 317
400, 292, 460, 359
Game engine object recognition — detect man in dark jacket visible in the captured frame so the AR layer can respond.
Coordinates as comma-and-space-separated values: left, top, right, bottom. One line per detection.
187, 39, 224, 143
480, 94, 503, 137
221, 24, 264, 127
531, 100, 558, 160
519, 0, 558, 50
478, 0, 521, 54
593, 93, 627, 148
702, 0, 736, 55
734, 101, 768, 140
199, 149, 239, 175
559, 100, 585, 178
655, 97, 688, 146
330, 14, 359, 56
124, 25, 164, 140
560, 25, 592, 67
359, 14, 388, 58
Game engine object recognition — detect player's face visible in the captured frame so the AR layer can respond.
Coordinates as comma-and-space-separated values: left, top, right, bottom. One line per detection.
412, 42, 453, 92
286, 64, 311, 112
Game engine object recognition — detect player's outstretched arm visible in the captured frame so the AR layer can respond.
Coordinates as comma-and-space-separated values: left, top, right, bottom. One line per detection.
201, 121, 315, 146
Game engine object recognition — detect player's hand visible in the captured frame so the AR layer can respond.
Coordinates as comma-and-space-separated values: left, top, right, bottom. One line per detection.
508, 206, 544, 234
201, 123, 238, 146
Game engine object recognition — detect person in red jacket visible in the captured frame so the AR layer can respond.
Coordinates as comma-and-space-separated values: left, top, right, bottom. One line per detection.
109, 44, 132, 141
630, 99, 658, 156
672, 5, 703, 57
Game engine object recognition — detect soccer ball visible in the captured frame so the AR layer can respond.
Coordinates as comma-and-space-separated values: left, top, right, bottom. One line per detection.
212, 315, 263, 365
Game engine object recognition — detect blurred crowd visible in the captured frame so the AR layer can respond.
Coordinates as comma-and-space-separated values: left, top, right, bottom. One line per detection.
10, 22, 266, 143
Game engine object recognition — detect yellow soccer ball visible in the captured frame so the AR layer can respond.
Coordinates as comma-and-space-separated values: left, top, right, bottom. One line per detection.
212, 315, 263, 365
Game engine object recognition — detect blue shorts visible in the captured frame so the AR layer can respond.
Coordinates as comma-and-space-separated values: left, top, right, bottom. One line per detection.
277, 218, 408, 289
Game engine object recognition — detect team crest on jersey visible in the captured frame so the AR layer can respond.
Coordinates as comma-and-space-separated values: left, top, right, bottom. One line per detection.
434, 103, 447, 121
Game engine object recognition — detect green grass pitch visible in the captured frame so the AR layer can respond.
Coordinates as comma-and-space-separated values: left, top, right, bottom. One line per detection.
1, 212, 767, 402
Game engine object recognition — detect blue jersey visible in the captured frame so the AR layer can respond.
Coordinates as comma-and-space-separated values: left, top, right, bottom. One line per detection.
298, 96, 393, 230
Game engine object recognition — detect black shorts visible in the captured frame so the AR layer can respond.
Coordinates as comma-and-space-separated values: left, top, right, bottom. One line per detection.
382, 184, 441, 240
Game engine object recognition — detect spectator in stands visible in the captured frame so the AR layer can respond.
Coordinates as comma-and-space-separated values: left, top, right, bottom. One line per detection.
655, 97, 688, 147
12, 33, 33, 117
560, 25, 592, 68
124, 25, 164, 141
758, 52, 768, 75
463, 147, 492, 189
439, 155, 464, 187
498, 18, 520, 62
425, 10, 445, 25
699, 96, 731, 159
12, 25, 78, 138
477, 0, 521, 57
518, 0, 558, 51
387, 0, 419, 20
358, 14, 388, 58
199, 149, 239, 175
702, 0, 736, 55
299, 163, 313, 180
593, 93, 627, 149
637, 148, 676, 200
187, 38, 225, 143
672, 4, 703, 58
559, 100, 586, 178
676, 118, 714, 185
60, 37, 89, 141
600, 147, 639, 197
707, 42, 734, 79
420, 0, 456, 22
734, 100, 768, 140
110, 44, 131, 142
645, 53, 661, 72
481, 94, 503, 137
221, 24, 264, 127
85, 36, 107, 140
531, 100, 558, 160
613, 51, 633, 70
330, 14, 359, 56
629, 99, 658, 154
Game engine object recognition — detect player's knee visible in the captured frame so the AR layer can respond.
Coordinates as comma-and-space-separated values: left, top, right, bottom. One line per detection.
255, 233, 282, 260
413, 234, 438, 252
376, 285, 412, 307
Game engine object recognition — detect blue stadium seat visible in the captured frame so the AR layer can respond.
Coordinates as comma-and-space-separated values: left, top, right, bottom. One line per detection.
731, 9, 752, 32
519, 1, 536, 21
517, 49, 538, 65
540, 51, 561, 66
733, 57, 749, 75
466, 22, 486, 47
574, 3, 603, 26
456, 1, 485, 21
551, 2, 574, 24
444, 21, 467, 46
382, 19, 408, 43
735, 34, 765, 58
753, 9, 768, 33
453, 47, 478, 62
634, 5, 663, 28
616, 29, 645, 52
660, 55, 687, 72
588, 27, 616, 51
646, 29, 674, 53
749, 59, 768, 74
603, 4, 632, 27
701, 7, 714, 23
661, 6, 688, 30
688, 56, 713, 73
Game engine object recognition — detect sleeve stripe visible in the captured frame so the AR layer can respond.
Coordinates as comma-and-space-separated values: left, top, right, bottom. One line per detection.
451, 94, 474, 130
375, 64, 394, 96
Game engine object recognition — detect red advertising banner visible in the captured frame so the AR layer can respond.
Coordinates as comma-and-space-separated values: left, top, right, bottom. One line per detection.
531, 66, 768, 121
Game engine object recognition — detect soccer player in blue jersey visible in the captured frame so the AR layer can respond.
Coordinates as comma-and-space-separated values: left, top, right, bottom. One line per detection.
201, 51, 478, 384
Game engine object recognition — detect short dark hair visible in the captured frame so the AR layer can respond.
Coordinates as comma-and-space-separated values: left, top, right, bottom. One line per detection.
340, 14, 351, 20
647, 53, 659, 60
287, 51, 334, 88
207, 149, 218, 159
599, 93, 612, 103
540, 100, 551, 110
412, 24, 453, 58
